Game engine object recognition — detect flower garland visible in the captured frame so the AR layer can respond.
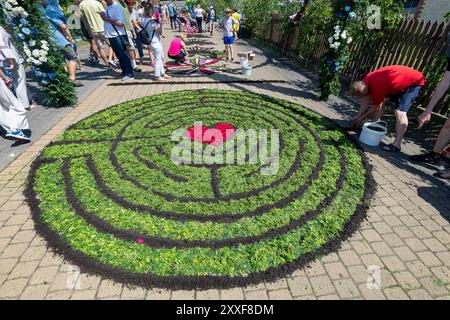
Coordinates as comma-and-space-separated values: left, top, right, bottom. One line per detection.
0, 0, 76, 107
319, 0, 360, 100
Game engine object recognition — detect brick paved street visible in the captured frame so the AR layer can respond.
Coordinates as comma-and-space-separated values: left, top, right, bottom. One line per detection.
0, 24, 449, 300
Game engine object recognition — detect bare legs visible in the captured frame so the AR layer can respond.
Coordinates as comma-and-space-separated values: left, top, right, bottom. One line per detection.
433, 116, 450, 153
67, 60, 77, 81
225, 44, 234, 61
392, 109, 408, 148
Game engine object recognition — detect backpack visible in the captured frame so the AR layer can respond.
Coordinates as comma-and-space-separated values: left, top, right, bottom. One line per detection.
139, 19, 155, 45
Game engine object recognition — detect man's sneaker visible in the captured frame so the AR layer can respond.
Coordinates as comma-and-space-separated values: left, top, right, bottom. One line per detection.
5, 130, 31, 141
409, 151, 443, 165
121, 76, 135, 82
133, 66, 142, 72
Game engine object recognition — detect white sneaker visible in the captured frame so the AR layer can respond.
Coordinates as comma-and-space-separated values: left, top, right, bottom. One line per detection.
121, 76, 135, 82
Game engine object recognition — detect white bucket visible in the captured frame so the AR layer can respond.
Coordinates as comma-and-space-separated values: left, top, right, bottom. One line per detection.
359, 121, 387, 146
241, 65, 252, 76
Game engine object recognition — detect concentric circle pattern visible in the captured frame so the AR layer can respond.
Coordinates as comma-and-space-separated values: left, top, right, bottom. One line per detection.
26, 89, 374, 289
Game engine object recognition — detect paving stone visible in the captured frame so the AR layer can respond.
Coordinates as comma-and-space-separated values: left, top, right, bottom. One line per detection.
39, 252, 64, 267
0, 225, 21, 239
304, 261, 326, 277
334, 278, 360, 299
20, 284, 49, 300
392, 226, 415, 239
410, 226, 433, 239
244, 289, 269, 300
121, 286, 146, 300
10, 230, 35, 244
432, 231, 450, 245
370, 241, 394, 256
146, 289, 171, 300
8, 260, 40, 280
391, 246, 417, 262
0, 258, 17, 274
324, 261, 349, 280
360, 229, 382, 243
287, 276, 313, 297
268, 289, 293, 300
430, 266, 450, 284
393, 271, 421, 290
371, 222, 393, 234
196, 289, 220, 300
383, 287, 409, 300
309, 275, 335, 296
171, 290, 195, 300
422, 238, 448, 253
389, 206, 409, 216
407, 289, 433, 300
380, 269, 397, 288
219, 288, 244, 300
77, 274, 101, 291
50, 272, 80, 292
350, 240, 373, 255
70, 289, 97, 300
319, 252, 340, 263
339, 250, 361, 266
96, 280, 123, 298
0, 278, 28, 298
404, 237, 428, 252
419, 277, 449, 297
436, 251, 450, 266
0, 242, 29, 258
417, 251, 442, 268
420, 219, 442, 232
29, 266, 60, 286
265, 278, 288, 291
5, 214, 29, 226
45, 290, 73, 300
20, 245, 47, 262
359, 284, 385, 300
381, 256, 406, 272
360, 253, 384, 268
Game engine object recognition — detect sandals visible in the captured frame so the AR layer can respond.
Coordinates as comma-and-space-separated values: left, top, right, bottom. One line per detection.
409, 151, 443, 165
381, 143, 401, 152
433, 168, 450, 180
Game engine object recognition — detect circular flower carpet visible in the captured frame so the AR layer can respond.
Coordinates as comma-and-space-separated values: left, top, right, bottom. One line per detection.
26, 89, 374, 289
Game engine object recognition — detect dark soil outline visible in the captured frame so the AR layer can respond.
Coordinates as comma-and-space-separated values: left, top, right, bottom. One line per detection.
24, 89, 376, 290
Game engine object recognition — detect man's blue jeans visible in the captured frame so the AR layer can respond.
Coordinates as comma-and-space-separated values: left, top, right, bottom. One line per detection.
109, 35, 134, 78
135, 33, 144, 59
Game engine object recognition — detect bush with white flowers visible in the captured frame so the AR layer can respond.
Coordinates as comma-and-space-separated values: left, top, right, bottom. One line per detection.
319, 0, 404, 100
0, 0, 76, 107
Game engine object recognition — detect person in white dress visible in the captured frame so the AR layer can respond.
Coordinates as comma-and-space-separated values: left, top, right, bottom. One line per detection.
0, 26, 30, 141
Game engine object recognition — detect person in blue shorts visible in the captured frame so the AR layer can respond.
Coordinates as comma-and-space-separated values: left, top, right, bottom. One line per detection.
220, 8, 238, 62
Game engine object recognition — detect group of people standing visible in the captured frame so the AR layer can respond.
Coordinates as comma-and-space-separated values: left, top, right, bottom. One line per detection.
78, 0, 173, 82
166, 2, 216, 34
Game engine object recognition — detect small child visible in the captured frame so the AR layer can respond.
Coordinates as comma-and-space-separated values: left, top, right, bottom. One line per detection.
168, 35, 189, 64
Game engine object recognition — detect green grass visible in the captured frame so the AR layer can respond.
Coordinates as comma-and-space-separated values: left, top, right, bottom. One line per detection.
30, 89, 371, 285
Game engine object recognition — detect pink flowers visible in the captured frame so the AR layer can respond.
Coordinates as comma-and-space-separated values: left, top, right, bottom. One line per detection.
136, 237, 144, 244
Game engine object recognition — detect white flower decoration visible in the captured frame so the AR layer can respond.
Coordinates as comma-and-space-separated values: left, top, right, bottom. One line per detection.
32, 49, 41, 58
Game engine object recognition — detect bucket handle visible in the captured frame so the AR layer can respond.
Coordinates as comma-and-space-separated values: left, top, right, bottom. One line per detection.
365, 120, 387, 129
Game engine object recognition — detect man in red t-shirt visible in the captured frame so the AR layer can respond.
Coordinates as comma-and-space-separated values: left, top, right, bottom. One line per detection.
350, 65, 425, 152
